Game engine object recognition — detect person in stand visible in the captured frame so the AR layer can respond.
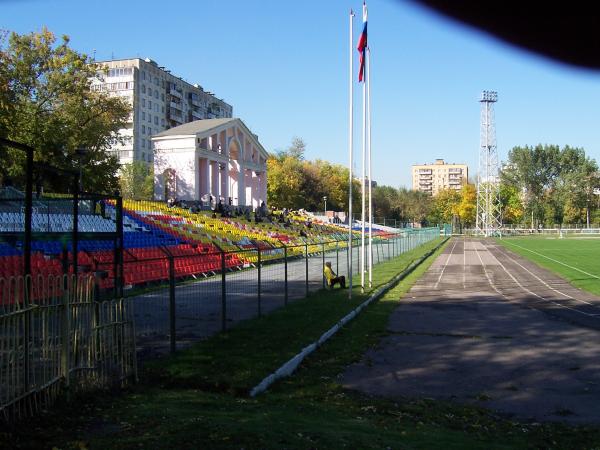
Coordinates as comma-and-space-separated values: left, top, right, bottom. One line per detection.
323, 261, 346, 288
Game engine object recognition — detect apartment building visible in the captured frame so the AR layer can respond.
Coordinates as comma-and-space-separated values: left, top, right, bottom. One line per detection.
411, 159, 468, 195
91, 58, 233, 165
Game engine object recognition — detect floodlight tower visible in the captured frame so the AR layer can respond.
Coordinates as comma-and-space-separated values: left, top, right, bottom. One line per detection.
475, 90, 502, 236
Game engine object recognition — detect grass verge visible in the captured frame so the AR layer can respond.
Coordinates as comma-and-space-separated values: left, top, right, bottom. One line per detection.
5, 237, 600, 449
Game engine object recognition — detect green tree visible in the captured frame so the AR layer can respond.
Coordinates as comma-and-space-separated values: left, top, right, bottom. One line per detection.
498, 183, 524, 225
501, 144, 561, 225
287, 137, 306, 161
0, 28, 130, 193
119, 161, 154, 200
428, 188, 461, 224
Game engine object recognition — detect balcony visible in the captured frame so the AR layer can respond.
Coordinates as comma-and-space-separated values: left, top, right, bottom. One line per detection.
170, 101, 183, 111
191, 109, 203, 119
167, 108, 183, 122
169, 87, 183, 99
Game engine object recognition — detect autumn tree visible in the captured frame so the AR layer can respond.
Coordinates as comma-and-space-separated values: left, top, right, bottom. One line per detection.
119, 161, 154, 200
428, 188, 461, 224
456, 184, 477, 227
0, 28, 130, 193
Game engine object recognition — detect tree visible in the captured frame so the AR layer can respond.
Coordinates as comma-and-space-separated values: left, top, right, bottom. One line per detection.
0, 28, 131, 193
456, 184, 477, 227
501, 144, 598, 227
501, 144, 561, 225
429, 188, 461, 225
119, 161, 154, 200
287, 137, 306, 160
498, 183, 523, 224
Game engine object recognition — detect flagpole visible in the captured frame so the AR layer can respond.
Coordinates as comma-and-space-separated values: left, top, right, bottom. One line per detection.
360, 58, 366, 293
367, 46, 373, 288
348, 8, 354, 299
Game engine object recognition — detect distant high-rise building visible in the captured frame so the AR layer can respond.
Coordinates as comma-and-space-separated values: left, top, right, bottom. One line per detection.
411, 159, 468, 195
91, 57, 233, 165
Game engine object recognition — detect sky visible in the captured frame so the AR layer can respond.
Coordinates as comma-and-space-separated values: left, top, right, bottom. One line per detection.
3, 0, 600, 188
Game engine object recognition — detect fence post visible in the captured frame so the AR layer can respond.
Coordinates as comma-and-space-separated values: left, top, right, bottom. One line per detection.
283, 243, 288, 306
305, 242, 309, 297
168, 253, 176, 354
322, 242, 326, 289
116, 195, 124, 299
218, 245, 227, 331
257, 245, 262, 317
336, 240, 339, 274
61, 274, 71, 391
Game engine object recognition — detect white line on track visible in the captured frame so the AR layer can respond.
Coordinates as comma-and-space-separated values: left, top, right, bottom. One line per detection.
478, 241, 599, 318
494, 245, 595, 306
473, 244, 505, 297
502, 240, 600, 280
434, 238, 457, 289
462, 236, 466, 289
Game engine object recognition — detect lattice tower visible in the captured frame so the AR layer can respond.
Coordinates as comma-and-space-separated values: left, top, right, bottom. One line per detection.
475, 90, 502, 236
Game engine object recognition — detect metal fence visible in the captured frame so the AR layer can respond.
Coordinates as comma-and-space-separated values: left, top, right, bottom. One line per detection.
0, 274, 136, 423
125, 227, 440, 356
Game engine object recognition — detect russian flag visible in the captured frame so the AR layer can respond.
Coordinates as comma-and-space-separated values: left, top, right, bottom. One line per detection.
357, 2, 368, 82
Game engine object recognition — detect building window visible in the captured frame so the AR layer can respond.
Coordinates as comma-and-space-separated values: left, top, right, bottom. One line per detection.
161, 106, 164, 113
142, 125, 145, 134
142, 98, 145, 107
161, 118, 165, 126
141, 139, 145, 148
154, 90, 158, 99
154, 76, 159, 86
148, 87, 152, 96
141, 84, 146, 94
154, 116, 158, 125
142, 111, 145, 120
148, 114, 151, 123
142, 152, 145, 160
161, 93, 165, 101
148, 100, 152, 110
142, 71, 146, 81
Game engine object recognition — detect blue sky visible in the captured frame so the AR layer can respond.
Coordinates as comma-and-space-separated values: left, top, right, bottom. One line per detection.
3, 0, 600, 188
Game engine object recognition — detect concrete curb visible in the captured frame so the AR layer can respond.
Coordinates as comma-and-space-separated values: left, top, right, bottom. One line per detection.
249, 238, 449, 397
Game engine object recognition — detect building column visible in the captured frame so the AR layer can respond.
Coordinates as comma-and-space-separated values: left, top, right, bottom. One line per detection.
252, 171, 259, 208
221, 162, 229, 203
238, 166, 246, 206
259, 171, 267, 206
215, 162, 223, 203
204, 159, 212, 195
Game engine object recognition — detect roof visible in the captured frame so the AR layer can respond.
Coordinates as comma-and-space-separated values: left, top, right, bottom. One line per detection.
154, 118, 236, 137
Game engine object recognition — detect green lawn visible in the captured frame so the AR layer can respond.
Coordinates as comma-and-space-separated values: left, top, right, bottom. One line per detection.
5, 237, 600, 449
496, 236, 600, 296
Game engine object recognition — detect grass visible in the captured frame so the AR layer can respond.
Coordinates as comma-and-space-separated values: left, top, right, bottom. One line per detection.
495, 235, 600, 296
5, 236, 600, 449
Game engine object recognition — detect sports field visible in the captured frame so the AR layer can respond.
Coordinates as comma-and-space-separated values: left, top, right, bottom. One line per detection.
496, 235, 600, 296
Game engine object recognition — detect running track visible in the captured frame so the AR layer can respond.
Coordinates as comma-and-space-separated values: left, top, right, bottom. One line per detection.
343, 237, 600, 423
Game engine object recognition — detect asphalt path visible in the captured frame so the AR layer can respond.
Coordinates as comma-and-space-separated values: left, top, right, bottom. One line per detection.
342, 237, 600, 424
132, 238, 404, 357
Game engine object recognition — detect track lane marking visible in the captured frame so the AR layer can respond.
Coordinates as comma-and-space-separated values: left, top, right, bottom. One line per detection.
481, 241, 599, 318
494, 245, 596, 307
434, 238, 457, 289
501, 240, 600, 280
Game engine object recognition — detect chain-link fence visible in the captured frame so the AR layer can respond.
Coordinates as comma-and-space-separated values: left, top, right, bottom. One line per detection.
128, 227, 440, 356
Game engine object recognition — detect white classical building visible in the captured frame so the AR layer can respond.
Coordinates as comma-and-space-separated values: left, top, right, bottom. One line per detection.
91, 57, 232, 165
152, 118, 268, 208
